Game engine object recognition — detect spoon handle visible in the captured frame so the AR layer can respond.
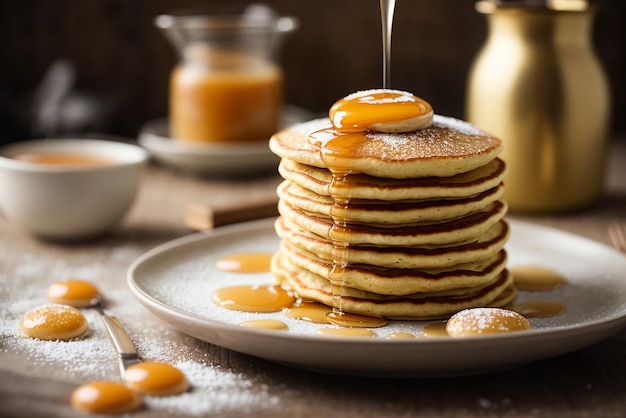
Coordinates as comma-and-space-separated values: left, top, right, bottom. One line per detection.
100, 315, 141, 377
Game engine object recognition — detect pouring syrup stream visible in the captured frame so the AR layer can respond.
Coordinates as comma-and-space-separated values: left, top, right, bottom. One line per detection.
380, 0, 396, 89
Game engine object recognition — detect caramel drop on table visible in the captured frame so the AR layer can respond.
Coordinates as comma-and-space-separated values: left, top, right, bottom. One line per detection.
47, 279, 100, 307
20, 304, 89, 341
124, 361, 190, 396
215, 253, 273, 273
512, 266, 567, 291
212, 284, 295, 313
71, 381, 142, 414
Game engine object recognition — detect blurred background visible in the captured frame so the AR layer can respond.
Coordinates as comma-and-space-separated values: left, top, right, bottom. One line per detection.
0, 0, 624, 143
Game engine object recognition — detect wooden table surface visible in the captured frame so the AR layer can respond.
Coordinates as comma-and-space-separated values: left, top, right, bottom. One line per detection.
1, 140, 625, 418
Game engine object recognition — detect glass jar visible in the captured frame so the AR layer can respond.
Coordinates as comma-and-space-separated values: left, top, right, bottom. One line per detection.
465, 1, 611, 213
155, 5, 298, 144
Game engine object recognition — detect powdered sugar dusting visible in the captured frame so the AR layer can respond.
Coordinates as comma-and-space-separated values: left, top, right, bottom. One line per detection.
146, 360, 277, 416
0, 240, 285, 416
433, 114, 488, 136
1, 304, 119, 379
363, 114, 499, 160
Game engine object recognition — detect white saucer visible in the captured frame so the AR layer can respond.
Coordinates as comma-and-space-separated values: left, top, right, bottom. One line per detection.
138, 105, 312, 176
127, 218, 626, 377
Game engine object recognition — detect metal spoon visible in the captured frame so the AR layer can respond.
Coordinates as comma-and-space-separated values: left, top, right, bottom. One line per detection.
48, 280, 191, 397
92, 298, 142, 379
48, 285, 141, 379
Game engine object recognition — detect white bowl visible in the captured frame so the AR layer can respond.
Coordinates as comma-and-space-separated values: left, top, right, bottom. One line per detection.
0, 138, 149, 241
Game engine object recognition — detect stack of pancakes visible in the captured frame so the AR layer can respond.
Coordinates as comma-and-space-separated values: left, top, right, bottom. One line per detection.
269, 115, 515, 320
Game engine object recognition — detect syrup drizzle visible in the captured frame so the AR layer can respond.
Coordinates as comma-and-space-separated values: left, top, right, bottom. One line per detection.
307, 89, 432, 329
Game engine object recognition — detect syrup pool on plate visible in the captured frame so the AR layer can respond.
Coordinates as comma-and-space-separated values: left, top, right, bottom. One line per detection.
212, 252, 296, 313
512, 300, 566, 318
326, 311, 387, 328
212, 284, 295, 313
511, 265, 568, 291
240, 319, 289, 331
284, 302, 332, 324
386, 332, 416, 339
317, 327, 376, 338
422, 322, 449, 337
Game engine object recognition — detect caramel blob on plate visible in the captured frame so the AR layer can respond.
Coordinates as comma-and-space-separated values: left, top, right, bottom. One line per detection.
20, 304, 89, 341
446, 307, 531, 337
71, 381, 143, 414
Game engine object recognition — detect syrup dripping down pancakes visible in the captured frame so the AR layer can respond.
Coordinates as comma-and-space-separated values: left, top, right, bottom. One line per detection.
269, 89, 514, 320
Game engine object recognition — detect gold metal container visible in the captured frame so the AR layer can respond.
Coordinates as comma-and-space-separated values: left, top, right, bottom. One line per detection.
466, 1, 611, 213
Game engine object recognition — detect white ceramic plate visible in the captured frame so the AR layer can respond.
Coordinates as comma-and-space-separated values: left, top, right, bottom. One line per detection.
138, 105, 312, 176
127, 218, 626, 377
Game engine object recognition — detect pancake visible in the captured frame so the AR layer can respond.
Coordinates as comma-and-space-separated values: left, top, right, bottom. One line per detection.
278, 199, 508, 246
277, 179, 504, 224
275, 216, 510, 269
279, 239, 508, 295
269, 116, 503, 178
269, 101, 513, 320
278, 157, 507, 201
272, 252, 515, 320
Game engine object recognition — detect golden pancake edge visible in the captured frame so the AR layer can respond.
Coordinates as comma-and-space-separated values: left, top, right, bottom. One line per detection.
269, 116, 503, 179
